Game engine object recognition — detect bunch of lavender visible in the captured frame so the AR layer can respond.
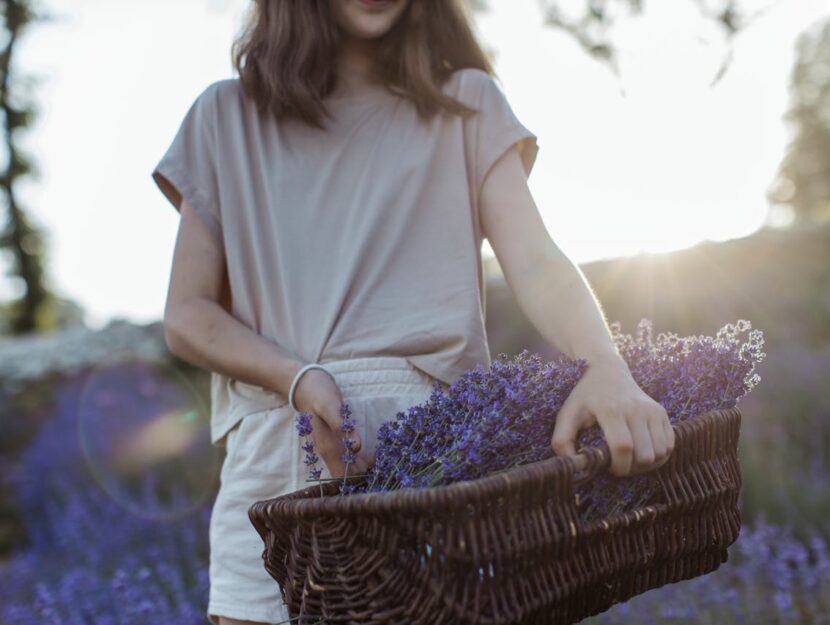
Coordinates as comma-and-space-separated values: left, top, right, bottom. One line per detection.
295, 402, 359, 495
573, 318, 765, 520
356, 351, 589, 493
336, 320, 764, 523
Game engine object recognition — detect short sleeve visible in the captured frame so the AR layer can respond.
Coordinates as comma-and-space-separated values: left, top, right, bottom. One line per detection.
151, 84, 223, 245
469, 71, 539, 194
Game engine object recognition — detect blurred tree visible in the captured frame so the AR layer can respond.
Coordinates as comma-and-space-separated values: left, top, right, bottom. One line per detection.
768, 17, 830, 224
470, 0, 773, 86
0, 0, 63, 335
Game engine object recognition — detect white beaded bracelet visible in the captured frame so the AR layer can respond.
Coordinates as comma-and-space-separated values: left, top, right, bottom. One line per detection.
288, 363, 334, 413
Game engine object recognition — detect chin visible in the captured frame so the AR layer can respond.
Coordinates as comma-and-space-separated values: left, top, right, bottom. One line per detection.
335, 0, 410, 40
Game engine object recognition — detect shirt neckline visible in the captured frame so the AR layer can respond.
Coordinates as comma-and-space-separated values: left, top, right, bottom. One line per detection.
323, 83, 396, 107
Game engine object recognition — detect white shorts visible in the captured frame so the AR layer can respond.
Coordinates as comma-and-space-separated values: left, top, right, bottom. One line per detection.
207, 356, 444, 625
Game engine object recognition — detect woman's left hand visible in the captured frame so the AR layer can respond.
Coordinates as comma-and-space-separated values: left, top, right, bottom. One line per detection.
550, 356, 675, 477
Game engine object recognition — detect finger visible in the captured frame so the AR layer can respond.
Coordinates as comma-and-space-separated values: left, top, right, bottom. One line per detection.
653, 454, 670, 469
336, 449, 373, 479
628, 453, 670, 476
342, 430, 362, 458
317, 437, 339, 470
316, 428, 347, 478
550, 415, 579, 456
350, 454, 371, 475
311, 413, 347, 460
336, 406, 363, 452
324, 455, 346, 479
551, 398, 582, 457
342, 426, 362, 453
598, 413, 634, 477
309, 411, 327, 433
361, 451, 375, 467
627, 413, 656, 469
648, 410, 668, 461
318, 407, 363, 453
316, 408, 341, 433
322, 428, 369, 477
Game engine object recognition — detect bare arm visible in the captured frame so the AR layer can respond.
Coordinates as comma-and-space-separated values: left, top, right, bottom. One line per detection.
479, 156, 620, 366
162, 198, 371, 474
479, 147, 675, 477
163, 198, 303, 398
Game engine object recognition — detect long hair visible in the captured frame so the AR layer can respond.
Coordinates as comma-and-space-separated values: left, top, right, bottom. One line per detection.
231, 0, 496, 130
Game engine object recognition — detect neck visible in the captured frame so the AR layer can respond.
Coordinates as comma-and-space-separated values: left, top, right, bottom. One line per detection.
334, 36, 381, 95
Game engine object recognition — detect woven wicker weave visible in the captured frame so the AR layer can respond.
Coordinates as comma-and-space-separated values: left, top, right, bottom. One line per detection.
248, 407, 742, 624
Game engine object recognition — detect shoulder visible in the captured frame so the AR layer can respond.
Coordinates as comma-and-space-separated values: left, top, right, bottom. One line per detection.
443, 68, 502, 106
200, 77, 242, 110
179, 78, 242, 117
185, 78, 246, 132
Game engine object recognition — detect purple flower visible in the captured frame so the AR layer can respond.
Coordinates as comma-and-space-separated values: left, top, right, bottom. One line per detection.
340, 402, 356, 434
295, 412, 322, 486
341, 436, 357, 465
295, 412, 313, 437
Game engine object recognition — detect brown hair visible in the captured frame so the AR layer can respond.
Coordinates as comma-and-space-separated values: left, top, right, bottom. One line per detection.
231, 0, 495, 130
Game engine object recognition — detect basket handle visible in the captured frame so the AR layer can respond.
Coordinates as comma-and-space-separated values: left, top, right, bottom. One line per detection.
567, 425, 679, 481
568, 440, 614, 482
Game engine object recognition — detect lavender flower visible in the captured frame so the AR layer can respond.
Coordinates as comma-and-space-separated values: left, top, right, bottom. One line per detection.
338, 401, 362, 497
295, 412, 323, 484
340, 401, 357, 434
340, 402, 358, 466
295, 411, 313, 437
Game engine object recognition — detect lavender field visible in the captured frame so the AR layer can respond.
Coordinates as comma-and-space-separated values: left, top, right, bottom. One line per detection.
1, 226, 829, 624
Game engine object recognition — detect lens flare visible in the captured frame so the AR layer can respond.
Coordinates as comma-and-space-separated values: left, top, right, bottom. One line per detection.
77, 360, 220, 522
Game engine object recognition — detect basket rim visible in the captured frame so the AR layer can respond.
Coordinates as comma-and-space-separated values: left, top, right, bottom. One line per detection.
249, 406, 741, 520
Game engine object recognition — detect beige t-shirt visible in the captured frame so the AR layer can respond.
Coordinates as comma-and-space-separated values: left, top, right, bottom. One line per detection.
152, 68, 538, 447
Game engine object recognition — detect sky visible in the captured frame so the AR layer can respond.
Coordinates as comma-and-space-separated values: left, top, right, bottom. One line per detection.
6, 0, 830, 328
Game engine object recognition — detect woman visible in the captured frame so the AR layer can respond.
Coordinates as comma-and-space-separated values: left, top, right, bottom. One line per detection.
151, 0, 674, 623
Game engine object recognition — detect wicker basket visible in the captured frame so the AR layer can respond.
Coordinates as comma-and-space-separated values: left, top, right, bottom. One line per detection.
248, 407, 742, 625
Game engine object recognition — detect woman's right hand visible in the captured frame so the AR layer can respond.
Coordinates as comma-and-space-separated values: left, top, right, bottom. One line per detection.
292, 368, 373, 479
